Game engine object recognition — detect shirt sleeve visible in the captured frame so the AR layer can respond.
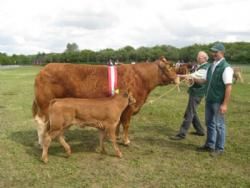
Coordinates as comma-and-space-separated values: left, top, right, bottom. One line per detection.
222, 67, 234, 84
190, 69, 207, 80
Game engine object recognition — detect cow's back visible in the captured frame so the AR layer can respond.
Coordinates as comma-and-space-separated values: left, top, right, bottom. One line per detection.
34, 63, 135, 117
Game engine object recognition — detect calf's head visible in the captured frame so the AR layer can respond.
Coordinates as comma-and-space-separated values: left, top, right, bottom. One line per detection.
119, 90, 136, 105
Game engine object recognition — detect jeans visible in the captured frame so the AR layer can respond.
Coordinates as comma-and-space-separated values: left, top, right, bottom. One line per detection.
178, 95, 205, 136
204, 102, 225, 151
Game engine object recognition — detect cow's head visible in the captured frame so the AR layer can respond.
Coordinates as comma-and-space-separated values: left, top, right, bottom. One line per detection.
157, 56, 178, 84
175, 66, 189, 75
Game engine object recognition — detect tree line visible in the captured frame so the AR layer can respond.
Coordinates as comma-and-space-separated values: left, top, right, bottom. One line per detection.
0, 42, 250, 65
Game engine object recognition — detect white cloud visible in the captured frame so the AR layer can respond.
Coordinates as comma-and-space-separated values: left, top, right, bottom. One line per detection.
0, 0, 249, 54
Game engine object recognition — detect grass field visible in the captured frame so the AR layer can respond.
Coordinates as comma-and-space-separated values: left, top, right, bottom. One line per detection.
0, 65, 249, 188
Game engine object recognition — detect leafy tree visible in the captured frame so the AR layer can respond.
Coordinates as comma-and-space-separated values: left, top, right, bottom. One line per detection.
136, 47, 151, 61
0, 53, 12, 65
1, 42, 250, 65
115, 46, 135, 62
79, 50, 96, 63
65, 43, 79, 53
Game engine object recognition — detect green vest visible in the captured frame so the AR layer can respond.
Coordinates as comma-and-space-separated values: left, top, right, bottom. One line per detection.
206, 59, 230, 103
188, 62, 210, 97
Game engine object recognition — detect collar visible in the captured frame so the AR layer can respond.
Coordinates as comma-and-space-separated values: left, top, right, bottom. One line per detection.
200, 62, 208, 66
197, 62, 208, 68
213, 58, 224, 67
211, 58, 225, 73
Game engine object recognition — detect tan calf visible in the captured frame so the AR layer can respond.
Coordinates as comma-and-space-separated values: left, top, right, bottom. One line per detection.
233, 67, 244, 83
41, 91, 136, 163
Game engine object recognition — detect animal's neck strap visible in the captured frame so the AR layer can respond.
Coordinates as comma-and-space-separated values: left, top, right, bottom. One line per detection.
108, 65, 118, 96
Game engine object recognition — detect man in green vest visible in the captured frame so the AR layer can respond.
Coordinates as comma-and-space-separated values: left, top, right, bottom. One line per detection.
197, 42, 233, 157
170, 51, 210, 140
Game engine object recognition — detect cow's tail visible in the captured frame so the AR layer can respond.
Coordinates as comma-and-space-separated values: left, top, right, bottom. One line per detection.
32, 99, 38, 118
32, 99, 50, 146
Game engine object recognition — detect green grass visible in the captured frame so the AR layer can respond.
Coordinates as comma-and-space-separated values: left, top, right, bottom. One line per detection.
0, 65, 250, 188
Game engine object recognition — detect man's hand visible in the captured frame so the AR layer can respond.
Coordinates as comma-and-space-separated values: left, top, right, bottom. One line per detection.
220, 104, 227, 114
220, 84, 232, 114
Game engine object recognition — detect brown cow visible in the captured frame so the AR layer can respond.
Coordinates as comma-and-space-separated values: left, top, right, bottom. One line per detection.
33, 57, 177, 146
41, 91, 136, 163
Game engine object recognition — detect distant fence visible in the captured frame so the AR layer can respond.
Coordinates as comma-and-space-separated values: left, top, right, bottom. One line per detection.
0, 65, 21, 69
232, 64, 250, 73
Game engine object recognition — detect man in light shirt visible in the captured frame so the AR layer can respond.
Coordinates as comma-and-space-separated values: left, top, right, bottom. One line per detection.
197, 43, 233, 157
170, 51, 210, 140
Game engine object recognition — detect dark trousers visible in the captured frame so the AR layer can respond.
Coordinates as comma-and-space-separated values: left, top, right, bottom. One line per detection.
178, 95, 204, 136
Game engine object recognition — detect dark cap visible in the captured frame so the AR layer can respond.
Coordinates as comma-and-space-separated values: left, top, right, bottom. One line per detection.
210, 42, 225, 52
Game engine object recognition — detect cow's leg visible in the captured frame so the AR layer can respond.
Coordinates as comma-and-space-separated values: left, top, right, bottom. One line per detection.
115, 121, 122, 140
35, 115, 47, 147
109, 125, 122, 158
41, 133, 51, 163
58, 133, 71, 157
99, 130, 106, 154
120, 109, 133, 145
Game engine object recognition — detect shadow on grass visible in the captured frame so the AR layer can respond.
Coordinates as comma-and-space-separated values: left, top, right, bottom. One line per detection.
133, 122, 179, 137
9, 123, 199, 161
136, 135, 198, 152
9, 128, 100, 160
131, 123, 198, 152
115, 122, 198, 155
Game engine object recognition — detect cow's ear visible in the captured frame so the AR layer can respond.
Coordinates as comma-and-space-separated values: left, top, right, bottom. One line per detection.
159, 60, 166, 68
160, 56, 167, 62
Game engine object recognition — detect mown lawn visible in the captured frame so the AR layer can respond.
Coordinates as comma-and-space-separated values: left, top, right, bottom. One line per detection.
0, 65, 249, 188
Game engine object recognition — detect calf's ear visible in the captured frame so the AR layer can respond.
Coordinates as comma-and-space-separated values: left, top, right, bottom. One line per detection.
115, 89, 120, 94
123, 92, 129, 98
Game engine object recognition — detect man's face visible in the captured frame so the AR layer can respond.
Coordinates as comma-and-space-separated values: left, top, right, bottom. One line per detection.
196, 54, 206, 64
211, 51, 224, 61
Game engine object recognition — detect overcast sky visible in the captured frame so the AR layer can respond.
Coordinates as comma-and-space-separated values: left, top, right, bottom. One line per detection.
0, 0, 250, 55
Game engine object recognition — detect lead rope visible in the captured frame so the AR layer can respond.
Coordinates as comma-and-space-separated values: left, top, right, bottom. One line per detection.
182, 74, 195, 87
144, 75, 194, 106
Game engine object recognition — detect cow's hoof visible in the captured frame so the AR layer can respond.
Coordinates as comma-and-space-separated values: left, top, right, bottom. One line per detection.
41, 157, 48, 164
65, 153, 71, 158
117, 152, 123, 158
123, 139, 130, 146
66, 150, 71, 157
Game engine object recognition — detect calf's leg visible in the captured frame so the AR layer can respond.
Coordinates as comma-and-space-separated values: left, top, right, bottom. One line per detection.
120, 110, 133, 145
109, 125, 122, 158
35, 115, 47, 147
115, 121, 121, 140
99, 130, 106, 154
41, 133, 51, 163
58, 133, 71, 157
